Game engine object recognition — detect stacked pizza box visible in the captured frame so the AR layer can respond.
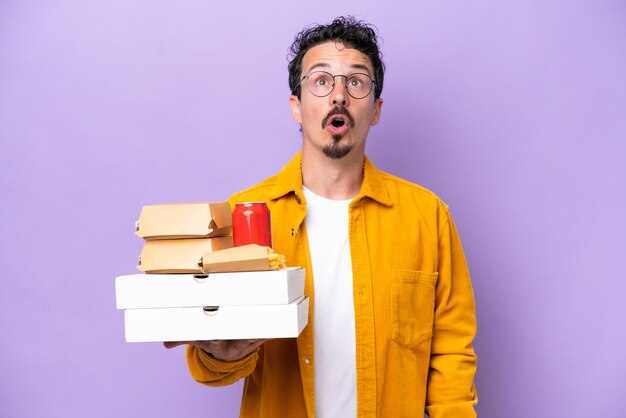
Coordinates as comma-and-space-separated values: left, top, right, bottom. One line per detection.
115, 202, 308, 343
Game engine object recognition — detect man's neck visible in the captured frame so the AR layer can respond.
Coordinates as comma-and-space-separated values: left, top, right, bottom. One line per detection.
301, 148, 364, 200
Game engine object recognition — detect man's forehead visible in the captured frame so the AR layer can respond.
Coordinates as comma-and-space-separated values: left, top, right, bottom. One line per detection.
302, 41, 373, 74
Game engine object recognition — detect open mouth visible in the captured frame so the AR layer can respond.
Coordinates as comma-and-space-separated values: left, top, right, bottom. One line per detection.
331, 118, 346, 128
327, 115, 350, 130
326, 115, 350, 135
322, 108, 354, 137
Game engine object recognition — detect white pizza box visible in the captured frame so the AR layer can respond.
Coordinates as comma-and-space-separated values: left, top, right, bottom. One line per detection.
115, 267, 304, 309
123, 296, 309, 342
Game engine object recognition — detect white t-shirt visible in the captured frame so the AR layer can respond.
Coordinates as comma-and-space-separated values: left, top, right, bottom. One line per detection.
303, 186, 357, 418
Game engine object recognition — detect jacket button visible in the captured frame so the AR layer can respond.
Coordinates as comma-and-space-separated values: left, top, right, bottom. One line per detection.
304, 358, 310, 364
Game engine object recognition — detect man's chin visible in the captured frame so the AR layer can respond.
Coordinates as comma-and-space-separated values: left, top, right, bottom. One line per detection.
322, 142, 353, 159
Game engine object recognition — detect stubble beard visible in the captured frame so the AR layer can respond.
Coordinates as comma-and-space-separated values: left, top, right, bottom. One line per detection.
322, 135, 353, 159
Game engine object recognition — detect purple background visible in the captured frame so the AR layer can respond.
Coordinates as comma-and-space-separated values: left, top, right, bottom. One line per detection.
1, 1, 625, 417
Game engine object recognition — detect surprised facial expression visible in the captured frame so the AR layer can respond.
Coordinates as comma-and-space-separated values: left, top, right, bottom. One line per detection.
290, 41, 383, 160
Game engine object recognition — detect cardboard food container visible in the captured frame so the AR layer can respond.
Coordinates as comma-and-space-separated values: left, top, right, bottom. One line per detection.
116, 267, 305, 309
122, 296, 309, 342
199, 244, 279, 273
138, 236, 232, 274
135, 202, 232, 240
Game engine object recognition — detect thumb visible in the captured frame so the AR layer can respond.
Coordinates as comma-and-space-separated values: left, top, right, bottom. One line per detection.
163, 341, 190, 349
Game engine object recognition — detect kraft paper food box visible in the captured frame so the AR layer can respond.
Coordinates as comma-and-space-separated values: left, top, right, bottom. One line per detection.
135, 202, 232, 240
199, 244, 281, 273
138, 236, 232, 274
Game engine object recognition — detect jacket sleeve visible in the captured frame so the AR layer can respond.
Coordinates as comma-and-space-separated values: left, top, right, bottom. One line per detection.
425, 206, 478, 417
186, 345, 259, 387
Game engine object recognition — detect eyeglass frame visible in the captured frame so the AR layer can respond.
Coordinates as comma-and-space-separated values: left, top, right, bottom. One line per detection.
296, 70, 376, 100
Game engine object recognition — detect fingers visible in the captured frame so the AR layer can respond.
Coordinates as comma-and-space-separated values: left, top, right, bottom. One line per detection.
163, 341, 192, 349
246, 339, 269, 351
162, 339, 272, 362
196, 339, 271, 362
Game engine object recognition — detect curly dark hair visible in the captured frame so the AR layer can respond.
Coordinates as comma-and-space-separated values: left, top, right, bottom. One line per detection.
288, 16, 385, 100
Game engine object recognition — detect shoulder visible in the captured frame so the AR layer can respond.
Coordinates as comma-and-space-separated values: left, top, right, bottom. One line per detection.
368, 166, 453, 234
228, 153, 302, 207
378, 168, 449, 212
228, 174, 279, 206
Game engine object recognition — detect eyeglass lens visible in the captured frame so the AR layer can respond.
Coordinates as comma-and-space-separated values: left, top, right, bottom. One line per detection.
304, 71, 373, 99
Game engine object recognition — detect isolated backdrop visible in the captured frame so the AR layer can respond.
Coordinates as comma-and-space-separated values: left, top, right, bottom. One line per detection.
1, 1, 625, 417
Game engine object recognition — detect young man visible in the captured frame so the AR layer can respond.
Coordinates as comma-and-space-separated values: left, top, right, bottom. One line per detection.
167, 16, 478, 417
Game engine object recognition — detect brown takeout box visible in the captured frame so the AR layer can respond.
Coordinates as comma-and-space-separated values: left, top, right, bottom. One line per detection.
135, 202, 232, 240
138, 236, 233, 274
199, 244, 274, 273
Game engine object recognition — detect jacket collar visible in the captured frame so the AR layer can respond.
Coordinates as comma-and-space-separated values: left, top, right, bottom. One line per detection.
268, 151, 392, 207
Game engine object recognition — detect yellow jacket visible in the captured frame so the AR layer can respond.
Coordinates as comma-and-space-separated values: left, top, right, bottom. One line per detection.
186, 152, 478, 417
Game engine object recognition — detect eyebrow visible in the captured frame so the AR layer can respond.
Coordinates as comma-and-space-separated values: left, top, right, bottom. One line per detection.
306, 63, 330, 73
305, 62, 373, 75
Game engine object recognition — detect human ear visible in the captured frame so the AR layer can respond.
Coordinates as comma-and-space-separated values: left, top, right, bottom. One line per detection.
371, 98, 383, 126
289, 95, 302, 124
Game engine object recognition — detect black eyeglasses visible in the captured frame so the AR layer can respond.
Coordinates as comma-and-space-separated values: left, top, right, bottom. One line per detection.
297, 71, 375, 99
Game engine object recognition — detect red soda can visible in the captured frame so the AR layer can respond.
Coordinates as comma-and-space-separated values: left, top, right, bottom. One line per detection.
232, 202, 272, 247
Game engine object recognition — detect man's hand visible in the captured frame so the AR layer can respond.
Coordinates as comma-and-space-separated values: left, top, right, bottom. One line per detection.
163, 339, 269, 362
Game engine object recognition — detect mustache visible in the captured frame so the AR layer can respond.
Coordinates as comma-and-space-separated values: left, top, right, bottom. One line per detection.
321, 107, 355, 129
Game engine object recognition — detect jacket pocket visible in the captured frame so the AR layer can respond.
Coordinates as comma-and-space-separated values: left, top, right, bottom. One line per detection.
390, 270, 438, 349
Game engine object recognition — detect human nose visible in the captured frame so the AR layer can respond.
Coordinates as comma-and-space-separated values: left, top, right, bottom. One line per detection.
329, 75, 350, 106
